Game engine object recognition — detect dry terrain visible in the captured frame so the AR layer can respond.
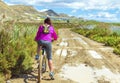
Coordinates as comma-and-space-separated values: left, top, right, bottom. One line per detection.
9, 29, 120, 83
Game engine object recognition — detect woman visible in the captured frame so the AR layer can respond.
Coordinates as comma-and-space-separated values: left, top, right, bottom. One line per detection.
34, 17, 58, 79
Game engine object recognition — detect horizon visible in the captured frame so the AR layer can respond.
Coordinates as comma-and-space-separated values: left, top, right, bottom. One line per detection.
2, 0, 120, 23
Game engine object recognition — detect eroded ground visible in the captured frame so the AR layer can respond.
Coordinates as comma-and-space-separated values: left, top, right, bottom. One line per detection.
10, 29, 120, 83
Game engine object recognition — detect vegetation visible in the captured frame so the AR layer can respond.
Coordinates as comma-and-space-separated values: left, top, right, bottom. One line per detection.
1, 18, 120, 82
0, 21, 39, 82
0, 18, 78, 82
72, 21, 120, 56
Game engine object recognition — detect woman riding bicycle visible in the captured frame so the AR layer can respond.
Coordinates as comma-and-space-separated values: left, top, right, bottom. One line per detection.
34, 17, 58, 79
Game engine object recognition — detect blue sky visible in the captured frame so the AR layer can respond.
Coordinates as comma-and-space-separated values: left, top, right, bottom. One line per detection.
2, 0, 120, 22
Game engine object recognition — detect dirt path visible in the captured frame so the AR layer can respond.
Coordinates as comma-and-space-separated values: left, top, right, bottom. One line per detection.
9, 29, 120, 83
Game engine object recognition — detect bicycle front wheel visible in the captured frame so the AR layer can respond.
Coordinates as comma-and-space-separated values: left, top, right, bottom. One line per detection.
42, 55, 47, 73
38, 56, 42, 83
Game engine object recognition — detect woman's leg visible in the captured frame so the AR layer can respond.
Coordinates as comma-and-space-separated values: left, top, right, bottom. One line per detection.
44, 41, 54, 77
39, 40, 54, 78
48, 59, 53, 72
46, 43, 54, 79
37, 44, 41, 55
46, 43, 53, 72
35, 43, 41, 60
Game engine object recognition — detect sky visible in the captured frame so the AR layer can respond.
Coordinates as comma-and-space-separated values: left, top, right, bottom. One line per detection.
3, 0, 120, 22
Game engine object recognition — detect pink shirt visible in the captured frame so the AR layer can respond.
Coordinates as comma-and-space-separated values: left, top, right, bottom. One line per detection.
35, 25, 58, 42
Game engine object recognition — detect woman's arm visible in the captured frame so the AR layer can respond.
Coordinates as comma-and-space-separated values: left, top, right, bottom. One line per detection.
52, 28, 58, 40
34, 25, 43, 41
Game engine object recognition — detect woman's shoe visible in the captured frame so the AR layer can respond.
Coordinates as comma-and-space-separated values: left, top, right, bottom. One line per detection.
35, 55, 39, 60
49, 72, 54, 80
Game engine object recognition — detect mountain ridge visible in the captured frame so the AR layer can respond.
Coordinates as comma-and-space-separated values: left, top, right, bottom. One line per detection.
0, 0, 76, 21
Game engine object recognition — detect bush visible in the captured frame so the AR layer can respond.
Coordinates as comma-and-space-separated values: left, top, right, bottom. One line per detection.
104, 37, 120, 46
113, 47, 120, 56
11, 50, 33, 76
72, 22, 120, 56
0, 22, 37, 81
0, 73, 5, 83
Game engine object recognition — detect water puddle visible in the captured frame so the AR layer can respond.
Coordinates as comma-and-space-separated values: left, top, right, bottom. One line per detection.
74, 37, 88, 45
88, 50, 102, 59
59, 64, 120, 83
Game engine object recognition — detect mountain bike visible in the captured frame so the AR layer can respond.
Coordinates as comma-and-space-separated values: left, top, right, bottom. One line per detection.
37, 46, 47, 83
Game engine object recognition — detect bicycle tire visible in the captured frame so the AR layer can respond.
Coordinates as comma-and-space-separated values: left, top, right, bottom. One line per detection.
38, 56, 41, 83
37, 47, 47, 83
42, 55, 47, 73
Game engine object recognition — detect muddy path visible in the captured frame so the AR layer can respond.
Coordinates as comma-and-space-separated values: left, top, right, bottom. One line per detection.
10, 29, 120, 83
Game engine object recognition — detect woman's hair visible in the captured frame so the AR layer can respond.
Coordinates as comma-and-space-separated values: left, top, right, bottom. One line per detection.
44, 17, 52, 25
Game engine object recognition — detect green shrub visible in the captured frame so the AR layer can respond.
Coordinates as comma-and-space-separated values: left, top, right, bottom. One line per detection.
11, 50, 33, 76
0, 22, 37, 80
0, 73, 5, 83
113, 47, 120, 56
72, 22, 120, 56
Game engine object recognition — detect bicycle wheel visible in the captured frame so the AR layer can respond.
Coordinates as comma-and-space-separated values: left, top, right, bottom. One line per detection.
42, 55, 47, 73
37, 48, 46, 83
38, 55, 42, 83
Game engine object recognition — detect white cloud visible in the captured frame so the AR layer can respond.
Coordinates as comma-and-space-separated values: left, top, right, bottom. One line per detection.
98, 12, 115, 18
79, 12, 118, 22
71, 10, 77, 13
64, 0, 120, 10
96, 12, 116, 18
39, 9, 48, 12
2, 0, 120, 22
3, 0, 120, 10
63, 2, 86, 9
3, 0, 55, 5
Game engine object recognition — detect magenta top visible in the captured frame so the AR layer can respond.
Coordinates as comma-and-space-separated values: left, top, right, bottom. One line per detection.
35, 25, 58, 42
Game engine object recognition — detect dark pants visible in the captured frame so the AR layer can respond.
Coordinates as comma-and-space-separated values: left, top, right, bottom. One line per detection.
37, 40, 52, 60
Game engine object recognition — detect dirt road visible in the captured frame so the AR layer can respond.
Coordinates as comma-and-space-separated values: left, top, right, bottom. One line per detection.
10, 29, 120, 83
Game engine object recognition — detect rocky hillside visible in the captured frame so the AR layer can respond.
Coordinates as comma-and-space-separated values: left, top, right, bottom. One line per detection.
42, 9, 59, 16
0, 0, 73, 21
0, 0, 18, 17
0, 0, 42, 20
10, 5, 39, 15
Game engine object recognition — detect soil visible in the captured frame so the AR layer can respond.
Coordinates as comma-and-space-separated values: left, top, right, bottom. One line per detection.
9, 29, 120, 83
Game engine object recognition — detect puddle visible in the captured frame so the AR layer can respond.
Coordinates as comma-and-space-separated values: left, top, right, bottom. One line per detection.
55, 49, 67, 57
74, 37, 88, 45
69, 49, 77, 56
61, 49, 67, 57
59, 41, 68, 46
55, 49, 62, 55
59, 64, 120, 83
59, 39, 68, 47
59, 64, 97, 83
88, 50, 102, 59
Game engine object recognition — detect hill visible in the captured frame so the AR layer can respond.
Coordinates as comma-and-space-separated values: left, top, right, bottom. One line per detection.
0, 0, 80, 22
0, 0, 18, 18
41, 9, 59, 16
10, 5, 39, 15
